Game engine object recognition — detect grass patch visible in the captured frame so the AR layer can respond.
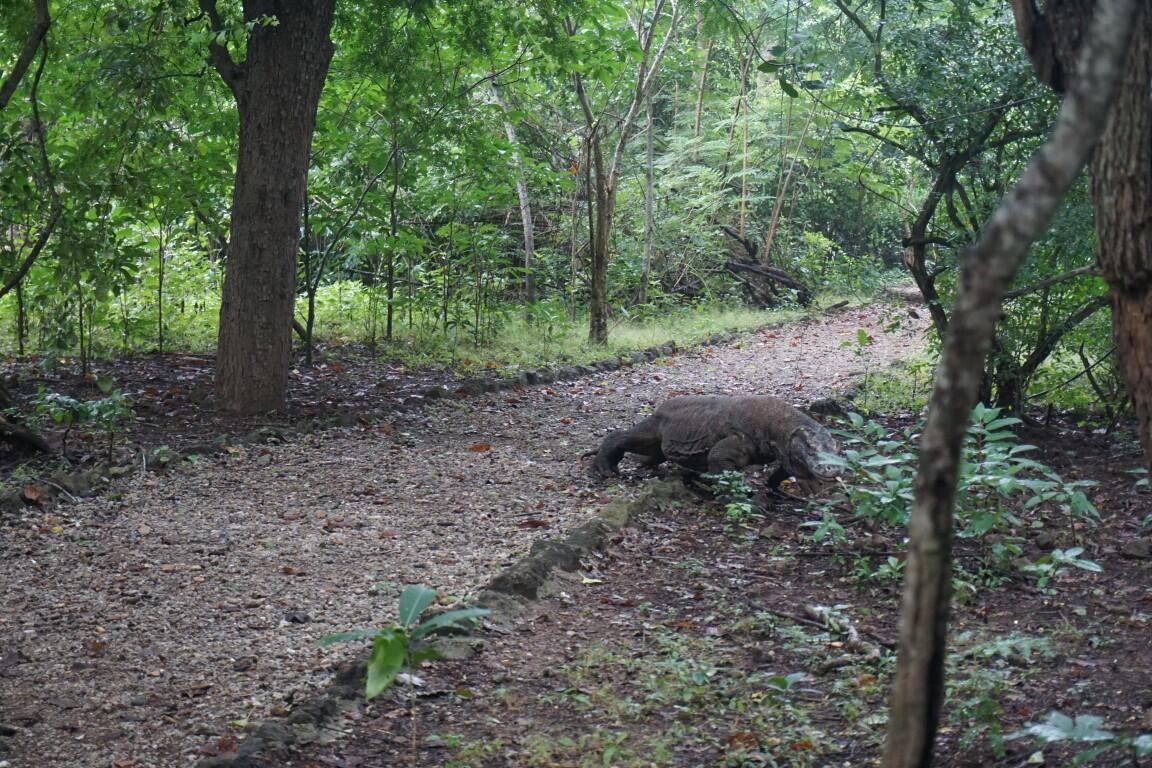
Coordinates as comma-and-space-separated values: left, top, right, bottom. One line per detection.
310, 283, 820, 375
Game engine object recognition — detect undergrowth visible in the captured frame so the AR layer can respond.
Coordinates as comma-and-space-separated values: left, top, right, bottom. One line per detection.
809, 404, 1100, 587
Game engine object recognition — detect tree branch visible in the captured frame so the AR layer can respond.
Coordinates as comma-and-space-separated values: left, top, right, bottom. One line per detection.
1003, 263, 1099, 299
0, 35, 60, 302
197, 0, 242, 96
0, 0, 51, 112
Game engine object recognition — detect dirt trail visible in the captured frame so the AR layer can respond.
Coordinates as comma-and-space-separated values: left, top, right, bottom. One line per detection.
0, 301, 928, 768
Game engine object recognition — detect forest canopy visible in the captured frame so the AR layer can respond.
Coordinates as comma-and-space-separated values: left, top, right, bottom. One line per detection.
0, 0, 1120, 417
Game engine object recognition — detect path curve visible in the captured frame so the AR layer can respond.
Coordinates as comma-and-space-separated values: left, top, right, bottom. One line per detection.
0, 301, 929, 767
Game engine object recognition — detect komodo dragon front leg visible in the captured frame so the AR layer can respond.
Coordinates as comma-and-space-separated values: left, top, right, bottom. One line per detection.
704, 434, 760, 473
591, 416, 666, 477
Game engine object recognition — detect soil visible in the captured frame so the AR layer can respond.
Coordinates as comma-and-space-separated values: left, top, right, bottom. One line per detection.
1, 298, 1149, 768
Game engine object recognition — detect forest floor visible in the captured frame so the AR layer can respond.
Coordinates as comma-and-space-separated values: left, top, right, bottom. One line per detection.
1, 296, 1150, 768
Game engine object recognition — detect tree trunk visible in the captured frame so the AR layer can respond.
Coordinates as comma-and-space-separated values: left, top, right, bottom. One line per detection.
640, 91, 655, 305
491, 82, 537, 303
203, 0, 336, 414
588, 133, 611, 344
565, 3, 683, 345
1092, 9, 1152, 465
1012, 0, 1152, 468
0, 0, 50, 112
691, 38, 713, 158
882, 3, 1137, 765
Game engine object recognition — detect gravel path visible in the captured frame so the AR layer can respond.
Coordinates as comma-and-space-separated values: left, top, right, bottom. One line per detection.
0, 301, 928, 767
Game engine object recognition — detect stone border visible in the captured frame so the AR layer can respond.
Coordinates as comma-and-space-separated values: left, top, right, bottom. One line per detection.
195, 479, 694, 767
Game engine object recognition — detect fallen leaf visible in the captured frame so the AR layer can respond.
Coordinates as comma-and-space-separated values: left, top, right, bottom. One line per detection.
517, 519, 550, 529
728, 731, 760, 749
469, 443, 491, 452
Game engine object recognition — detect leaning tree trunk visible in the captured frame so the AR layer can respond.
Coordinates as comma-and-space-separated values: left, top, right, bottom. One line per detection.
202, 0, 336, 414
882, 3, 1137, 766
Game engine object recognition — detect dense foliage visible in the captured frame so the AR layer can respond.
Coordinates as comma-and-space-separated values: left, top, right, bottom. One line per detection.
0, 0, 1116, 411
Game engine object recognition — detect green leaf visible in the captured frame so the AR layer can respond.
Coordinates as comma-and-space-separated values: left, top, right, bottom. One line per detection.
409, 607, 491, 643
318, 628, 379, 646
365, 628, 407, 699
778, 79, 800, 98
397, 585, 437, 628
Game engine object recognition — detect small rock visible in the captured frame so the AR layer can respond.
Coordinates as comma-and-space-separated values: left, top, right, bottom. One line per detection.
232, 656, 257, 672
1120, 539, 1151, 560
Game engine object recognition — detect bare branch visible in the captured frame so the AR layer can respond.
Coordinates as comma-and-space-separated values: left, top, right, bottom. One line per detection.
1003, 264, 1099, 299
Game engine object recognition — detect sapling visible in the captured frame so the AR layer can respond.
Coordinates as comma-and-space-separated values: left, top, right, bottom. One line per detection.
321, 584, 489, 699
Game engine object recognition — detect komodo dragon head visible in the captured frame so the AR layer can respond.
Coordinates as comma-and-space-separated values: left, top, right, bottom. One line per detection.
781, 423, 843, 481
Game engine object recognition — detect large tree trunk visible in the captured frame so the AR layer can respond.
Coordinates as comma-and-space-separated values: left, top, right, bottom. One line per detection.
1012, 0, 1152, 467
202, 0, 336, 414
1093, 9, 1152, 465
882, 3, 1137, 766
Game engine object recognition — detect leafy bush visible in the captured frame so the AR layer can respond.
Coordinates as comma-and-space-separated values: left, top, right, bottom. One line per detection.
811, 405, 1098, 581
33, 375, 134, 461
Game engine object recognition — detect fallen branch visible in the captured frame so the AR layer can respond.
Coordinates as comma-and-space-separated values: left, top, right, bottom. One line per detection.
724, 260, 813, 306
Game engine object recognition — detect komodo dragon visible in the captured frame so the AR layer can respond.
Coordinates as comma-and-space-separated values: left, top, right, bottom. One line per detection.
591, 395, 842, 487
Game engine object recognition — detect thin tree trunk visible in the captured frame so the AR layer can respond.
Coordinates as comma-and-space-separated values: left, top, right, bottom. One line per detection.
882, 3, 1137, 765
0, 33, 60, 304
387, 138, 400, 342
721, 52, 751, 186
491, 82, 537, 302
691, 38, 713, 159
640, 91, 655, 305
763, 107, 816, 264
739, 71, 750, 239
157, 225, 166, 355
565, 2, 683, 345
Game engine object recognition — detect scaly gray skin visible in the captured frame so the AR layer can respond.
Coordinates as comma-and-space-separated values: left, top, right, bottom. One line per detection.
591, 395, 841, 486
